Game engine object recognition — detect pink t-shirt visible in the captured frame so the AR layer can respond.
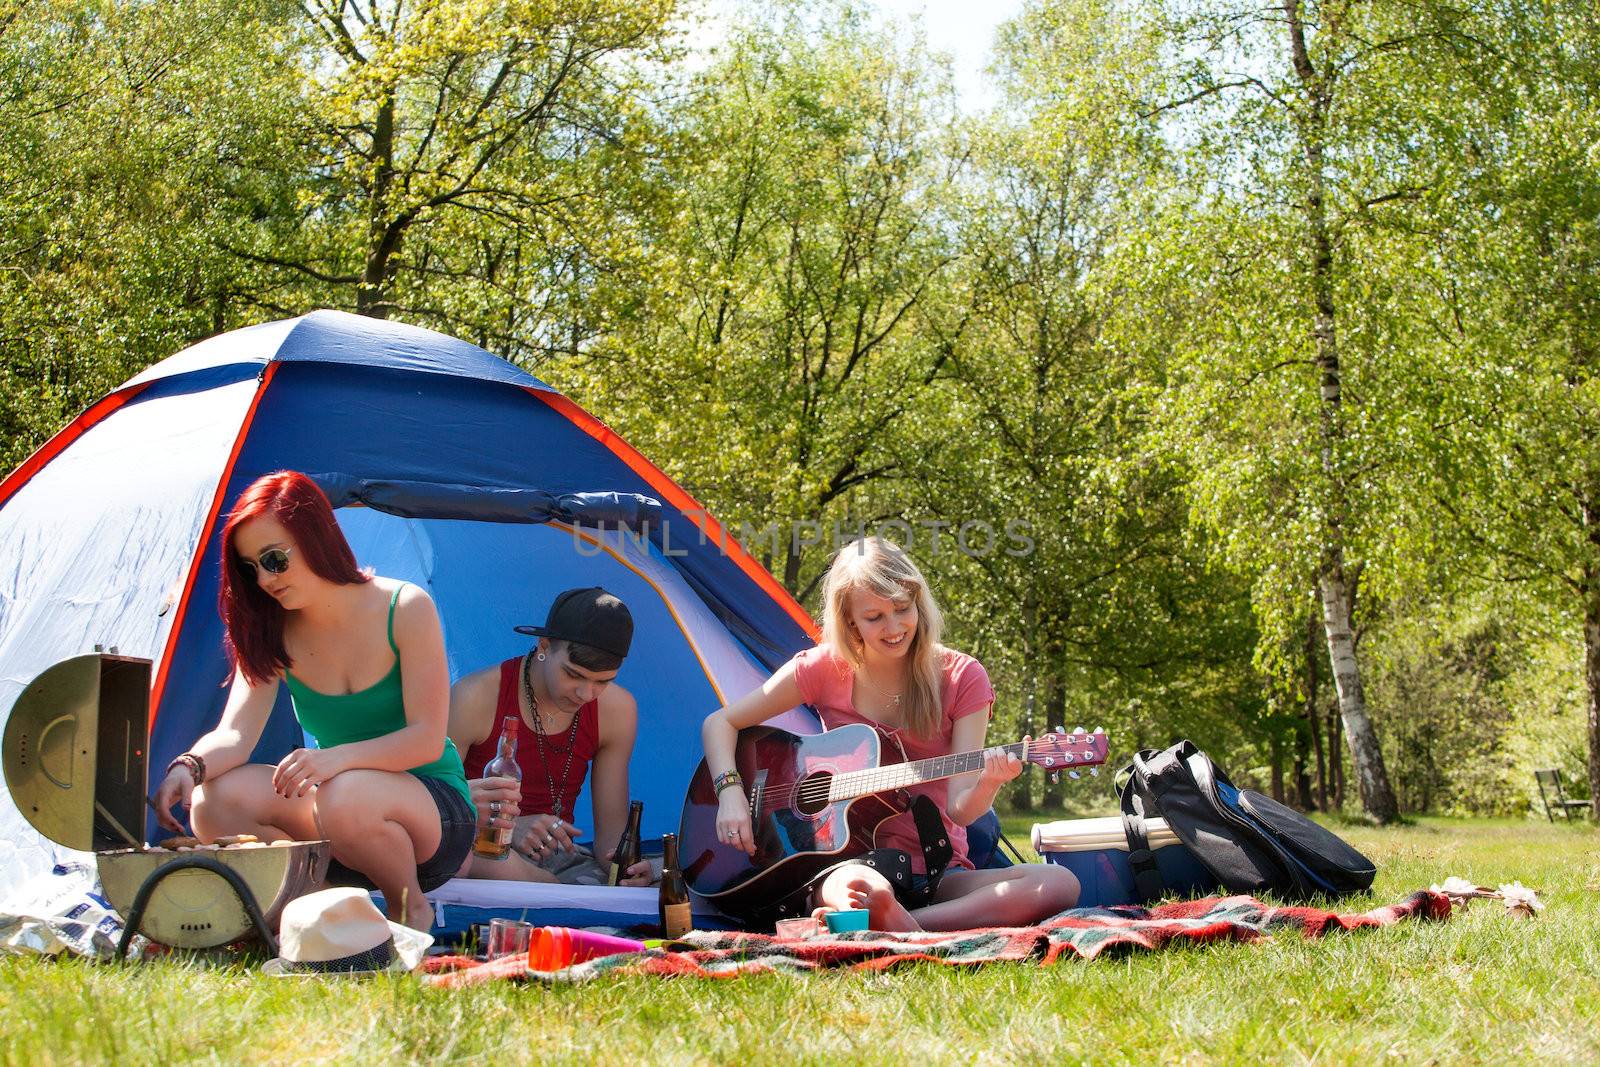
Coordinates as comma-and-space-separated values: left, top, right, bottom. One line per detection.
789, 644, 996, 873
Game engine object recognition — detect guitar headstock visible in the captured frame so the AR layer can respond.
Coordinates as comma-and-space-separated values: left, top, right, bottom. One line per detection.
1024, 727, 1109, 775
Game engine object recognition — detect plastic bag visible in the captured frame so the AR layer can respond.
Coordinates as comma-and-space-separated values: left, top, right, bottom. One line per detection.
0, 861, 147, 959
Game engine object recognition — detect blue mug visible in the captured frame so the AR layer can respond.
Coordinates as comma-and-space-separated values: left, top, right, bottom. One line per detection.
824, 909, 870, 933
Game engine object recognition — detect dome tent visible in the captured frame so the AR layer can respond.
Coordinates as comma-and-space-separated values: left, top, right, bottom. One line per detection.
0, 310, 819, 898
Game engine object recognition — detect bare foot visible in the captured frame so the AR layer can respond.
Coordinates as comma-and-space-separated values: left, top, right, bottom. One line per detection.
388, 888, 433, 932
847, 876, 921, 932
400, 899, 434, 933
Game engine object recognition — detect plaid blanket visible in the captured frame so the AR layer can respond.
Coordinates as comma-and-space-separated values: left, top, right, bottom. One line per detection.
421, 890, 1453, 986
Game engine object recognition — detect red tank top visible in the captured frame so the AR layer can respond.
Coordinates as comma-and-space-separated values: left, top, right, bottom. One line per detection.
461, 658, 601, 820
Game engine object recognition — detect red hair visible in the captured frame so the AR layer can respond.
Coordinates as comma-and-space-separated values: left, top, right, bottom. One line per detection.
219, 471, 369, 685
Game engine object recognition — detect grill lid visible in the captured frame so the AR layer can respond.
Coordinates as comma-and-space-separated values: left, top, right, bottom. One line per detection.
2, 654, 151, 852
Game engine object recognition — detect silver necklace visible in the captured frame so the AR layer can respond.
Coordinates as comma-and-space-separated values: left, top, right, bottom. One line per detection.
856, 666, 903, 707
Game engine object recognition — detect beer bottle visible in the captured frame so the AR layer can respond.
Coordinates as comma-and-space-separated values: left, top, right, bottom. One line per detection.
658, 832, 692, 938
608, 800, 644, 887
472, 717, 522, 859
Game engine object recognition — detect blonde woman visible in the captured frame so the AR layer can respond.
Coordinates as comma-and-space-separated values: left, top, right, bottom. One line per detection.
701, 537, 1078, 931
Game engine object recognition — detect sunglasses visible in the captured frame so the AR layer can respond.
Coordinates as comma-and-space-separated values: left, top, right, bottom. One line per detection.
238, 547, 292, 581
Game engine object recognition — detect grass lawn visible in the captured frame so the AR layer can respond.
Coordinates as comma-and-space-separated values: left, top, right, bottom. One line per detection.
2, 816, 1597, 1065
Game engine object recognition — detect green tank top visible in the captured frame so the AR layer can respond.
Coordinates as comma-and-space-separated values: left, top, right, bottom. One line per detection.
283, 584, 474, 813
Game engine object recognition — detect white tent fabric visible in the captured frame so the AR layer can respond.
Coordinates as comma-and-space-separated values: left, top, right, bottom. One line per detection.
0, 380, 259, 889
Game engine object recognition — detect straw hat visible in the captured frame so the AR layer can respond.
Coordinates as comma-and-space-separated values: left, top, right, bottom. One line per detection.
262, 888, 432, 976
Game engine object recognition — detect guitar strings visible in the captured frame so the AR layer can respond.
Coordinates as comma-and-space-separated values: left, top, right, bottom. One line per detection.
754, 741, 1027, 811
746, 737, 1098, 814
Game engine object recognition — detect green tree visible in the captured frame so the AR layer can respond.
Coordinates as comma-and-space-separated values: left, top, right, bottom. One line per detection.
227, 0, 677, 346
906, 0, 1263, 805
1414, 0, 1600, 814
1121, 0, 1505, 821
578, 3, 961, 597
0, 0, 297, 469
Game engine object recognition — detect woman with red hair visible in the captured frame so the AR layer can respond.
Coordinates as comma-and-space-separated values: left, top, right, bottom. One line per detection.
152, 471, 474, 931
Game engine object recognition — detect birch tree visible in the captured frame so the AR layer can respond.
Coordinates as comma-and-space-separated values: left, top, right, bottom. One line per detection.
1127, 0, 1498, 821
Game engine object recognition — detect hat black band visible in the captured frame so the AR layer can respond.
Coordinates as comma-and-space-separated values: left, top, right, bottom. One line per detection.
284, 939, 395, 974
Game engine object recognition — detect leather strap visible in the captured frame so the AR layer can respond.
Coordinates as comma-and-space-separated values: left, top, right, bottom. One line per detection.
908, 794, 952, 900
1119, 749, 1165, 903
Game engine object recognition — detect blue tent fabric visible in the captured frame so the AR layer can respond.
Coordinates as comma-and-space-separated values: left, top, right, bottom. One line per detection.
311, 474, 664, 529
0, 310, 818, 894
123, 309, 552, 393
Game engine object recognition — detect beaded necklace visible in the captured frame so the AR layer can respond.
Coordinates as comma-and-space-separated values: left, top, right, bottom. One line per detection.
520, 651, 582, 821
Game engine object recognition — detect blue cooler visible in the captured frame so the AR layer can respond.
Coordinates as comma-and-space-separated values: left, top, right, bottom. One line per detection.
1032, 816, 1218, 906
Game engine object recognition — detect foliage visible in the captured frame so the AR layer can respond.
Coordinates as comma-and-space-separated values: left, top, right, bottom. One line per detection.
2, 0, 1599, 817
1363, 599, 1589, 816
568, 1, 962, 597
0, 0, 296, 470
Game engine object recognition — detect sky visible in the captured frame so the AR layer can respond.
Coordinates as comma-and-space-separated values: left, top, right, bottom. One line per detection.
690, 0, 1028, 113
871, 0, 1025, 110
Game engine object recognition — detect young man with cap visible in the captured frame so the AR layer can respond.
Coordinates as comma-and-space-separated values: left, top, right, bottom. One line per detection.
448, 587, 653, 885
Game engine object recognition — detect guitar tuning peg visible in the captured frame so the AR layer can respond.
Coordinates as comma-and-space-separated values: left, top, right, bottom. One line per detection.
1072, 725, 1085, 735
1049, 771, 1060, 784
1093, 725, 1104, 735
1089, 767, 1100, 777
1069, 770, 1081, 780
1052, 725, 1064, 734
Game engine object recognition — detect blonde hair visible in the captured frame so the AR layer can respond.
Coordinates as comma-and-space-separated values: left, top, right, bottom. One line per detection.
820, 537, 946, 738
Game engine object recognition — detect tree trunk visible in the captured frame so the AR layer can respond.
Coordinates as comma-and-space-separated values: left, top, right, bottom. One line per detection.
1039, 669, 1066, 811
1588, 611, 1600, 819
782, 539, 803, 596
1319, 570, 1399, 821
1294, 725, 1313, 810
1011, 686, 1037, 814
1328, 699, 1345, 810
1583, 509, 1600, 818
1269, 730, 1285, 804
1306, 613, 1326, 811
1286, 735, 1312, 809
357, 92, 397, 319
1283, 0, 1398, 824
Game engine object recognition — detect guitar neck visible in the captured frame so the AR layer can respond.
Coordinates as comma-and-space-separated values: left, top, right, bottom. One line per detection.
828, 740, 1030, 803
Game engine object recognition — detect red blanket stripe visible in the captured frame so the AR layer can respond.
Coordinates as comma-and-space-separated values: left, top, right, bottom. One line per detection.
420, 891, 1452, 986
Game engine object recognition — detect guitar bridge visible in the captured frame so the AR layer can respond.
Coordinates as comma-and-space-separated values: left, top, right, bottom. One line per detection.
749, 769, 767, 819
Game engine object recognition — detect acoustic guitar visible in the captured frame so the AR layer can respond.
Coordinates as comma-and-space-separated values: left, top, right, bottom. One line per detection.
678, 724, 1109, 917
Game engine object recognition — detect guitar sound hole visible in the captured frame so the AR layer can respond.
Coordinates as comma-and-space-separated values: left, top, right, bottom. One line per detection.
794, 771, 833, 817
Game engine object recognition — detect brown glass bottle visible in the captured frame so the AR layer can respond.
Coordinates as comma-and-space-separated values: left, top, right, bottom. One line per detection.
608, 800, 644, 887
658, 832, 691, 938
472, 717, 521, 859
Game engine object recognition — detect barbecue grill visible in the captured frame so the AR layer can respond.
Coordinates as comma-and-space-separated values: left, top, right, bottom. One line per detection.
3, 654, 329, 955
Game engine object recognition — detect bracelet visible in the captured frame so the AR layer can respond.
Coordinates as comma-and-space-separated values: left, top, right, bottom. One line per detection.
166, 752, 206, 786
713, 769, 743, 795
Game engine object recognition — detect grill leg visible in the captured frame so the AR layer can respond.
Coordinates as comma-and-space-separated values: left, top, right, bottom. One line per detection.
114, 855, 278, 961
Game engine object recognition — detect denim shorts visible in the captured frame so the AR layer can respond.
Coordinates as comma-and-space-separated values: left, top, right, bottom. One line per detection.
324, 774, 477, 894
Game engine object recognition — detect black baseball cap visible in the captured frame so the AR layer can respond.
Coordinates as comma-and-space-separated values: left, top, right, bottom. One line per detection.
515, 587, 633, 660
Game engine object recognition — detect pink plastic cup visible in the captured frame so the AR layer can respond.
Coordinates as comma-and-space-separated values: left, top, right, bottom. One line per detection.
528, 926, 648, 971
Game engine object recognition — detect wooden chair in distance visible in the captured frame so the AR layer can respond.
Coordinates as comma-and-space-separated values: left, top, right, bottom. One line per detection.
1534, 769, 1590, 822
